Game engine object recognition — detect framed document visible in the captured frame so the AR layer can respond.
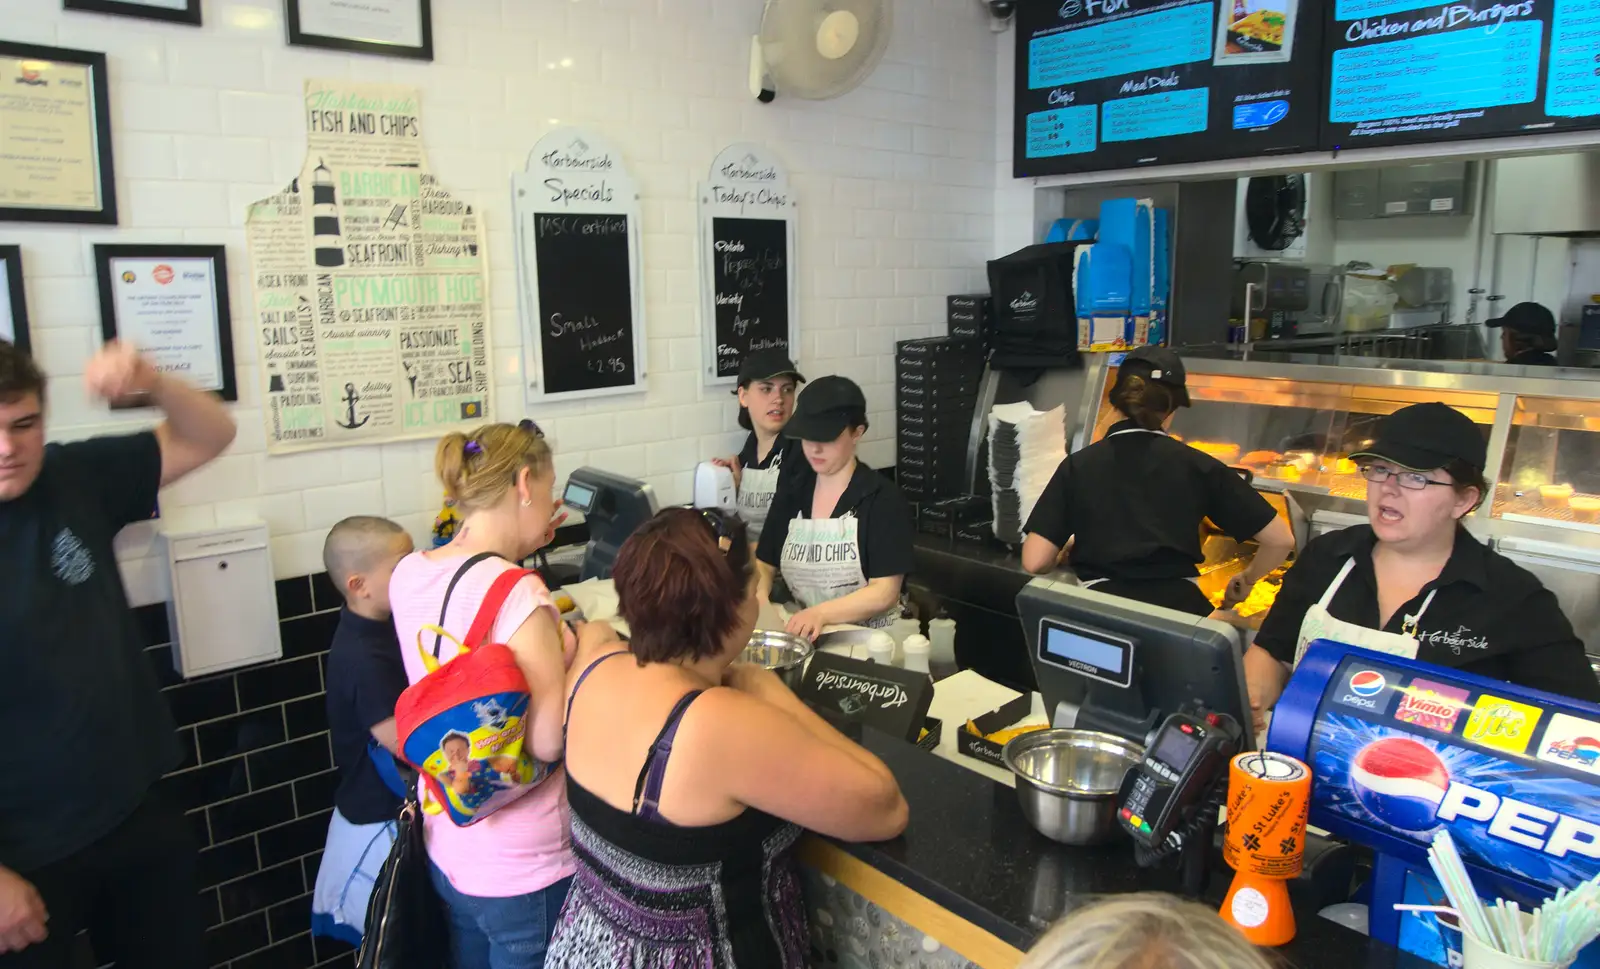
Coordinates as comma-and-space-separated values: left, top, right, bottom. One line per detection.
0, 43, 117, 225
0, 247, 30, 353
93, 245, 238, 404
286, 0, 433, 60
64, 0, 202, 25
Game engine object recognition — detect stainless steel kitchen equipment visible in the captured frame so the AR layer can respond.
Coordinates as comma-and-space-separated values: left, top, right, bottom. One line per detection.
743, 630, 814, 691
1003, 728, 1144, 845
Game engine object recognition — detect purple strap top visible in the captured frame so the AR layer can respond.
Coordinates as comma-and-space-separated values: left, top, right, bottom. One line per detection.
566, 650, 705, 824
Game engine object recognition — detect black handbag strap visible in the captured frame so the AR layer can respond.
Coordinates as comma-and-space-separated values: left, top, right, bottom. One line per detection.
431, 552, 498, 660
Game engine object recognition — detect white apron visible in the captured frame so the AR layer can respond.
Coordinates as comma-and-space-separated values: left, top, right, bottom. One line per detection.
1293, 556, 1437, 666
737, 444, 786, 543
779, 513, 898, 629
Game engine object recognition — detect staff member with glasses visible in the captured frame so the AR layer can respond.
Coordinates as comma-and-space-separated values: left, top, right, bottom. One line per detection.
1246, 403, 1600, 727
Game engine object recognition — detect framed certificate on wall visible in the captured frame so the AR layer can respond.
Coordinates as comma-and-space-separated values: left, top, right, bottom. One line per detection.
0, 247, 30, 353
0, 42, 117, 225
93, 245, 238, 404
63, 0, 202, 26
286, 0, 433, 60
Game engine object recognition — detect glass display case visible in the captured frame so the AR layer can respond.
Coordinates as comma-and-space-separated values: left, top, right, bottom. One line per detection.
1071, 356, 1600, 651
1494, 396, 1600, 532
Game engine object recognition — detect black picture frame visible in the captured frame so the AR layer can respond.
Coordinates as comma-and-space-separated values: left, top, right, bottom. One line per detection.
63, 0, 202, 26
285, 0, 433, 61
0, 42, 117, 225
0, 246, 30, 353
93, 244, 238, 405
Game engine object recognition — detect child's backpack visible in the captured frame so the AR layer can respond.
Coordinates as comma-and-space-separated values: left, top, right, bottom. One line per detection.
394, 553, 557, 826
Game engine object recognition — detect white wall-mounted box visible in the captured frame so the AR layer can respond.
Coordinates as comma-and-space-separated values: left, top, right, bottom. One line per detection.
165, 523, 282, 679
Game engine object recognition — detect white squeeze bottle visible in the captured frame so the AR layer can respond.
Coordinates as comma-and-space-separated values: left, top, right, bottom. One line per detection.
927, 617, 957, 679
902, 634, 931, 674
866, 631, 896, 666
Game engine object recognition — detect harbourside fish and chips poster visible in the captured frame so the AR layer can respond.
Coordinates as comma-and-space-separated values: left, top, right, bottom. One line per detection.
245, 79, 491, 453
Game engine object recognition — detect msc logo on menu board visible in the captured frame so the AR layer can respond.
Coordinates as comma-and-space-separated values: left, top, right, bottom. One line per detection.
1462, 695, 1544, 756
1538, 712, 1600, 777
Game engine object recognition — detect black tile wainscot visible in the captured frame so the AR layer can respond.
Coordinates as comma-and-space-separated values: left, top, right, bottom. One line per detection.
76, 573, 353, 969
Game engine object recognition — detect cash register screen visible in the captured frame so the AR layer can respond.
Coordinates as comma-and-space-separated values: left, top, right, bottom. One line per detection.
563, 482, 596, 513
1038, 618, 1135, 689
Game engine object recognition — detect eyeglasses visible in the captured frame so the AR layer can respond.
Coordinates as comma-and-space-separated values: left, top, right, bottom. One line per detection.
696, 508, 735, 554
1359, 464, 1453, 491
518, 418, 544, 440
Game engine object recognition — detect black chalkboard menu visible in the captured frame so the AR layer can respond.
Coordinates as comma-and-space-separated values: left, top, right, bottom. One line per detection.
710, 216, 790, 380
1013, 0, 1321, 177
1321, 0, 1600, 149
532, 213, 636, 395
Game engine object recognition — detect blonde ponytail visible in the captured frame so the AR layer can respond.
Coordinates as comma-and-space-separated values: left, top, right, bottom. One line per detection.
433, 422, 553, 513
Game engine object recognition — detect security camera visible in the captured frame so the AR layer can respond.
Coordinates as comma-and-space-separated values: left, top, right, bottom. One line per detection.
982, 0, 1016, 31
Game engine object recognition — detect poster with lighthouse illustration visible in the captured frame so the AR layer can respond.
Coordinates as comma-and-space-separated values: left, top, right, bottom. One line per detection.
244, 79, 491, 453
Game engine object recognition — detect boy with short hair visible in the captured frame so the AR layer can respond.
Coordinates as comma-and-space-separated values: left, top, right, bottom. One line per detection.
311, 516, 415, 946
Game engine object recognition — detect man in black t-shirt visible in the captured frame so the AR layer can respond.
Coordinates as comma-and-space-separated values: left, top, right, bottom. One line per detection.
0, 341, 235, 967
312, 516, 414, 945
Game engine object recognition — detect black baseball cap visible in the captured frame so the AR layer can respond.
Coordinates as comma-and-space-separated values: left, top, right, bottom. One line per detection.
1350, 402, 1487, 473
734, 349, 805, 390
1117, 345, 1191, 407
785, 375, 867, 442
1486, 302, 1556, 337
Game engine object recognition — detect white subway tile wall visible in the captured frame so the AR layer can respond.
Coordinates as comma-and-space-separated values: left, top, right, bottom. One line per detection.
3, 0, 999, 595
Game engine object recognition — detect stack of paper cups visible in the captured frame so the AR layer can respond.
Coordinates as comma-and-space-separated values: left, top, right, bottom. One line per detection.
1221, 750, 1312, 946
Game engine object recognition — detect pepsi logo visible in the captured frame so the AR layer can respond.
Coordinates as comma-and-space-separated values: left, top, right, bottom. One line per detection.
1350, 737, 1449, 831
1349, 670, 1386, 697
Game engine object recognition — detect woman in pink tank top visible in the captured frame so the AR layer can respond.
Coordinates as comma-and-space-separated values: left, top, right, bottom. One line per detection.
389, 420, 580, 969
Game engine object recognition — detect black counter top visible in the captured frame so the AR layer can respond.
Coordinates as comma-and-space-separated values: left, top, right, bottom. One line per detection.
831, 730, 1436, 969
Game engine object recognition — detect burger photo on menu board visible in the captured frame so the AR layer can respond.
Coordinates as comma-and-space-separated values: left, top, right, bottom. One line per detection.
1213, 0, 1298, 65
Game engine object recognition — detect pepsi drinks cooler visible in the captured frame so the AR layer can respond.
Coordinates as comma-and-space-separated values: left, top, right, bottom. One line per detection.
1267, 640, 1600, 967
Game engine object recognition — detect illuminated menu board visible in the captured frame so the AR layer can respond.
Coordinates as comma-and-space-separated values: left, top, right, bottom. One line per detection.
1321, 0, 1600, 148
1013, 0, 1322, 176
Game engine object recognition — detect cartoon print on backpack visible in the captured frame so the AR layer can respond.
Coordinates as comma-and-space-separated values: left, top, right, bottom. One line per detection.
408, 685, 545, 824
435, 730, 522, 811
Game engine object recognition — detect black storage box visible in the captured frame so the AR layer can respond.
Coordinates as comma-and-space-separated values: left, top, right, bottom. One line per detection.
955, 695, 1036, 767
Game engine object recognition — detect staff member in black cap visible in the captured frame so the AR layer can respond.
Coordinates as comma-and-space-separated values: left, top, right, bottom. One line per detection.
1489, 301, 1559, 367
1247, 402, 1600, 725
1021, 346, 1294, 617
756, 375, 914, 640
712, 349, 806, 543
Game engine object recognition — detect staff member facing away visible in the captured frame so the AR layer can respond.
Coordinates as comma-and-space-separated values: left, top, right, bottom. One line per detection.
1246, 402, 1600, 723
711, 349, 805, 544
1021, 347, 1294, 617
757, 376, 915, 640
1489, 301, 1559, 367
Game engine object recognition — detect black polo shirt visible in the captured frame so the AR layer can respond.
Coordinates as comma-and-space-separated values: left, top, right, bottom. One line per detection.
1507, 349, 1557, 367
756, 460, 915, 580
1024, 421, 1279, 582
737, 431, 801, 473
0, 433, 180, 873
1256, 524, 1600, 702
326, 608, 409, 824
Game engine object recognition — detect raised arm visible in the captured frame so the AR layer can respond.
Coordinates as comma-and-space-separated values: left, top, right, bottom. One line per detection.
83, 342, 236, 487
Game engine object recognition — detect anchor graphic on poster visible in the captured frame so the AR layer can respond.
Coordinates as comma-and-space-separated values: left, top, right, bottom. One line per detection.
335, 382, 369, 430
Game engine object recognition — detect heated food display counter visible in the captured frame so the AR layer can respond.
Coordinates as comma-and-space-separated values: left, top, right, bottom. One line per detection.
1069, 355, 1600, 660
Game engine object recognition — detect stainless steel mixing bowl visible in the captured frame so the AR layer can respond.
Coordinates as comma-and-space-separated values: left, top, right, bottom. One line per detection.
1002, 728, 1144, 845
742, 630, 814, 690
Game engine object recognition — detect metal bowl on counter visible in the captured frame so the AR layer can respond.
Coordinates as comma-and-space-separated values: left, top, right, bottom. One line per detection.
1002, 728, 1144, 845
742, 630, 814, 690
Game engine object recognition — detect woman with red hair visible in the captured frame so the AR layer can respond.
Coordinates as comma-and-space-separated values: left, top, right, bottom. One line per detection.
548, 507, 908, 967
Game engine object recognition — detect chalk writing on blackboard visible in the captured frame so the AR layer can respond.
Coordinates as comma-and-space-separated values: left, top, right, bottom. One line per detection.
532, 212, 636, 395
711, 216, 789, 379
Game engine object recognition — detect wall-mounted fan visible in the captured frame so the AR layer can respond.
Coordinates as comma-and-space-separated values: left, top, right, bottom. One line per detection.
749, 0, 893, 102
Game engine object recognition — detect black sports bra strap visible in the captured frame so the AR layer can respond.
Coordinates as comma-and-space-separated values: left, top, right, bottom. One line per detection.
432, 551, 498, 659
630, 690, 705, 820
